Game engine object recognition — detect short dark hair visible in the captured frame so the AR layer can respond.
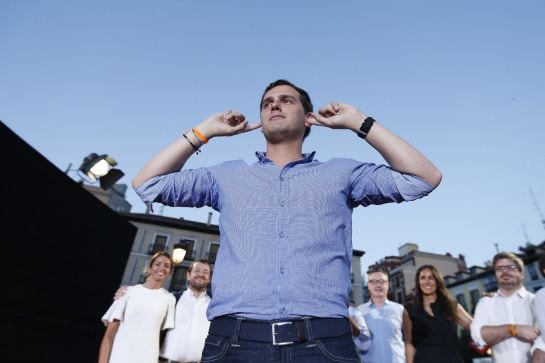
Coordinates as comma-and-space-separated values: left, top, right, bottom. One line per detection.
188, 259, 211, 274
539, 253, 545, 278
260, 79, 313, 139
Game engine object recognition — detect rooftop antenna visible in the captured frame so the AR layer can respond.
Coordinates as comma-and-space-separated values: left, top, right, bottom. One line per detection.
529, 188, 545, 233
521, 222, 530, 244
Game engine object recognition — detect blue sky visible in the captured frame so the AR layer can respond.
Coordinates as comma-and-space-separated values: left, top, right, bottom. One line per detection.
2, 0, 544, 270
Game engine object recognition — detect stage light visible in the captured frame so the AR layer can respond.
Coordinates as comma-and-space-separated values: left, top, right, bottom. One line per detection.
77, 153, 125, 190
172, 246, 187, 265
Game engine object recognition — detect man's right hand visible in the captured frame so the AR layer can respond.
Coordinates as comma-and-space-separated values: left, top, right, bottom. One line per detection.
196, 110, 261, 140
113, 285, 128, 300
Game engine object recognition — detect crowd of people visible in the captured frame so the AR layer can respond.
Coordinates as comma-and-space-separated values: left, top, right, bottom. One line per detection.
96, 79, 545, 363
352, 253, 545, 363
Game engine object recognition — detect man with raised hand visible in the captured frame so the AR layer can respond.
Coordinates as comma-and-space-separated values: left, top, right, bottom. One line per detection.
132, 79, 441, 362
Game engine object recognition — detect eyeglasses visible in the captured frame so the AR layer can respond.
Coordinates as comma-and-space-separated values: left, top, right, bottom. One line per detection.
495, 265, 519, 272
368, 279, 388, 285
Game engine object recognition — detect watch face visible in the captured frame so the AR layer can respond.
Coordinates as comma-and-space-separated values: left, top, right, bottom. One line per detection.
359, 117, 375, 136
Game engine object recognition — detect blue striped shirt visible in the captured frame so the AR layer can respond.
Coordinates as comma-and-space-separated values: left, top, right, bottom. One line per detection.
136, 152, 433, 320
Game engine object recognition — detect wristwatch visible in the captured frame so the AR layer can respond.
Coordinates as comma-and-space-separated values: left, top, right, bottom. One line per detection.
356, 116, 375, 139
507, 324, 517, 337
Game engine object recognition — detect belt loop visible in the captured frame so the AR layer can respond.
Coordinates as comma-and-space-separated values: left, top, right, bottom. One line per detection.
302, 317, 315, 344
230, 316, 244, 347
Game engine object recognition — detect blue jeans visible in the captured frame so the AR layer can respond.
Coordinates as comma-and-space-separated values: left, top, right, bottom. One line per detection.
201, 333, 360, 363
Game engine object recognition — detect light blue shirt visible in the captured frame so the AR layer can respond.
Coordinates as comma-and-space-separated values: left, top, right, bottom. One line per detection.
358, 299, 406, 363
136, 152, 433, 320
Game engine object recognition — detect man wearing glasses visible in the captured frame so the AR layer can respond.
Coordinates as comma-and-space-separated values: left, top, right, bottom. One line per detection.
471, 252, 543, 363
357, 270, 410, 363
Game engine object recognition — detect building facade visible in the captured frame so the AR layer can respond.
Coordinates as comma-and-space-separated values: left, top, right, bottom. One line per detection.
367, 242, 467, 303
446, 241, 545, 314
119, 212, 220, 294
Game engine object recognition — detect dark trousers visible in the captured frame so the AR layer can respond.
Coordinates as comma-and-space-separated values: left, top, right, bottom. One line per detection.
201, 316, 359, 363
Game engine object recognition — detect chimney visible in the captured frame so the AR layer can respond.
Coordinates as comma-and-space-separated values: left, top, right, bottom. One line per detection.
207, 212, 212, 225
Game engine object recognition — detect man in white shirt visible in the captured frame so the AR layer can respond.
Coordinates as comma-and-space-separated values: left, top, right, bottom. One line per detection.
160, 259, 212, 363
532, 253, 545, 362
357, 270, 409, 363
471, 252, 541, 363
115, 259, 212, 363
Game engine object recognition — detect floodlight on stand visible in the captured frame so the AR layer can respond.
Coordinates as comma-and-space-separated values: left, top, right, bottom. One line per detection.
77, 153, 124, 190
172, 247, 187, 265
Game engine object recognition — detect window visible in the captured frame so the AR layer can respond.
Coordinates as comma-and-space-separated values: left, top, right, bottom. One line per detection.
527, 264, 538, 280
208, 243, 219, 263
456, 293, 467, 310
170, 265, 189, 291
179, 238, 195, 260
470, 289, 481, 308
148, 234, 168, 255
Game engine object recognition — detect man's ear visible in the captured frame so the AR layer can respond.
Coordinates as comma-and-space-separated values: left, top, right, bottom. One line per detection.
305, 112, 314, 127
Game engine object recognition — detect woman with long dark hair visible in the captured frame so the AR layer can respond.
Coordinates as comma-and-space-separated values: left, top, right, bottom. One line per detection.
405, 264, 473, 363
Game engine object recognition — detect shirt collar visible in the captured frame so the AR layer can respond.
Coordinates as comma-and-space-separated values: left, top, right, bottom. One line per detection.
368, 298, 390, 307
498, 286, 528, 298
255, 151, 316, 165
184, 288, 209, 300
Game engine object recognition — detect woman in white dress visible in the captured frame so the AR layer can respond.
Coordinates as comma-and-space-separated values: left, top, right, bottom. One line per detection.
98, 251, 177, 363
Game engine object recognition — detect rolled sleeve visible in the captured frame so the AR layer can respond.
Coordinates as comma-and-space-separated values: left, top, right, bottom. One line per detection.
471, 298, 489, 347
391, 170, 434, 201
135, 176, 165, 211
134, 168, 218, 210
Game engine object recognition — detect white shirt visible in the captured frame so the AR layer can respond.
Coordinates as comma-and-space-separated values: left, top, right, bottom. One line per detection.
471, 287, 536, 363
535, 288, 545, 343
160, 288, 211, 363
349, 306, 371, 354
532, 287, 545, 355
358, 299, 406, 363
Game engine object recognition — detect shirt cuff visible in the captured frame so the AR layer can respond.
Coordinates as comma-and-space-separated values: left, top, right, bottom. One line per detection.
391, 170, 434, 201
135, 175, 165, 212
531, 336, 545, 355
470, 323, 487, 348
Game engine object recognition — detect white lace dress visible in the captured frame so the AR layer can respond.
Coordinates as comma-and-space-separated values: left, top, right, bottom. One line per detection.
101, 284, 176, 363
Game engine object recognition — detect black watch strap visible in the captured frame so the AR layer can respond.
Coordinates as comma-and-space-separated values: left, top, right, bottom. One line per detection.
356, 117, 375, 139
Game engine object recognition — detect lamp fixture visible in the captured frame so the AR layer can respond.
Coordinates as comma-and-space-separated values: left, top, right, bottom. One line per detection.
172, 246, 187, 265
77, 153, 125, 190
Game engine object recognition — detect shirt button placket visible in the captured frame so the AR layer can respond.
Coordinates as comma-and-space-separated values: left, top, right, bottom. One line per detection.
277, 170, 289, 316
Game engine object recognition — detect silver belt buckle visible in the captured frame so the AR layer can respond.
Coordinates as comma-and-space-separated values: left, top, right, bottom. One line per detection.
271, 321, 294, 346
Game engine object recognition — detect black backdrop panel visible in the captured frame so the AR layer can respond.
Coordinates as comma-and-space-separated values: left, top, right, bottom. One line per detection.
0, 122, 136, 363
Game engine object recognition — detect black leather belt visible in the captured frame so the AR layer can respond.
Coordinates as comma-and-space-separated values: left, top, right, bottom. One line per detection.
209, 315, 351, 346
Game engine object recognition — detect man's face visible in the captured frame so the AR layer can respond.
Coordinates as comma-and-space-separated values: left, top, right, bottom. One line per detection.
494, 258, 523, 290
187, 262, 211, 290
260, 85, 309, 143
367, 272, 389, 300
